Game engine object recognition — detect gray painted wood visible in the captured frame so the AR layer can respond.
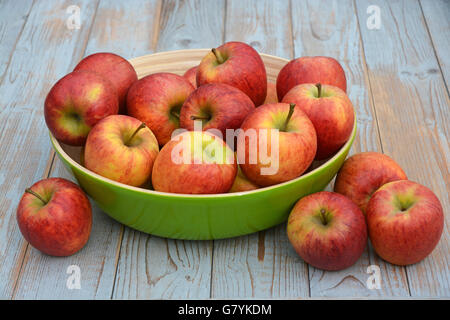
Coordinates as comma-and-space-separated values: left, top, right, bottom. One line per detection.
0, 0, 99, 299
355, 0, 450, 297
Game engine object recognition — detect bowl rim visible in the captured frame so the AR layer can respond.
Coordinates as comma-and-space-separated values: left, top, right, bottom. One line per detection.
50, 49, 357, 199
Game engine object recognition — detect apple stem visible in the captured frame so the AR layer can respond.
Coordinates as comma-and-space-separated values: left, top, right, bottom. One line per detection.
126, 122, 146, 146
190, 115, 210, 121
282, 103, 296, 132
25, 188, 47, 205
316, 83, 322, 98
212, 48, 224, 64
170, 110, 180, 119
319, 208, 328, 225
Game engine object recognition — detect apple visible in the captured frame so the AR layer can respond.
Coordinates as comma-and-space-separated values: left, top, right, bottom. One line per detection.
197, 41, 267, 106
238, 103, 317, 186
183, 65, 198, 88
229, 165, 259, 193
16, 178, 92, 256
287, 191, 367, 271
276, 56, 346, 100
366, 180, 444, 266
152, 131, 237, 194
84, 115, 159, 187
282, 83, 354, 160
334, 152, 407, 213
179, 83, 255, 138
127, 72, 195, 146
44, 70, 119, 146
262, 81, 278, 105
74, 52, 138, 113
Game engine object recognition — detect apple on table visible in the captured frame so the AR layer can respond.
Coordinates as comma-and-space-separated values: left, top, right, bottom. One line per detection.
367, 180, 444, 266
84, 115, 159, 187
287, 191, 367, 271
16, 178, 92, 257
197, 41, 267, 106
44, 70, 119, 146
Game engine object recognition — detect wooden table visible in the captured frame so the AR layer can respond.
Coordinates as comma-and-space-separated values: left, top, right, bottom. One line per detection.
0, 0, 448, 299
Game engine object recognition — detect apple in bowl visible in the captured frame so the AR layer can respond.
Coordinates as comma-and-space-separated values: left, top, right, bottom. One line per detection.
84, 115, 159, 187
366, 180, 444, 266
74, 52, 138, 114
183, 65, 198, 88
16, 178, 92, 256
238, 103, 317, 187
287, 191, 367, 271
127, 72, 195, 146
197, 41, 267, 106
44, 70, 119, 146
276, 56, 346, 100
282, 83, 354, 160
152, 131, 237, 194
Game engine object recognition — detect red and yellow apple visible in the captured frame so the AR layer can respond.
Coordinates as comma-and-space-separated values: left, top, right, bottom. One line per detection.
179, 83, 255, 138
74, 52, 137, 113
152, 131, 237, 194
287, 191, 367, 271
183, 65, 198, 88
334, 152, 407, 213
44, 70, 119, 146
16, 178, 92, 256
84, 115, 159, 187
127, 72, 194, 146
366, 180, 444, 266
229, 165, 259, 193
276, 56, 346, 100
197, 41, 267, 106
282, 83, 354, 160
238, 103, 317, 186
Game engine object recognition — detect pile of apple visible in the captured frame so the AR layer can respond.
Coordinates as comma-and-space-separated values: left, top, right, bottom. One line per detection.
16, 41, 443, 272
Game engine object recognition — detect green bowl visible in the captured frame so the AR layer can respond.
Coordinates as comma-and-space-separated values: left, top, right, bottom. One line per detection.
49, 49, 356, 240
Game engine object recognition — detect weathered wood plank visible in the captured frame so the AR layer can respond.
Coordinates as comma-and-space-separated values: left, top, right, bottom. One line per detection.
210, 0, 310, 299
0, 0, 34, 81
112, 0, 224, 299
291, 0, 410, 297
12, 0, 163, 300
355, 0, 450, 297
420, 0, 450, 90
0, 0, 100, 299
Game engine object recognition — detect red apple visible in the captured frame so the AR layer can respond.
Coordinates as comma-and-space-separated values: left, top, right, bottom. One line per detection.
127, 72, 195, 146
152, 131, 237, 194
74, 52, 138, 113
366, 180, 444, 266
262, 81, 278, 105
287, 191, 367, 271
238, 103, 317, 186
179, 83, 255, 138
282, 83, 354, 160
229, 165, 259, 193
334, 152, 407, 213
44, 70, 119, 146
16, 178, 92, 256
84, 115, 159, 187
197, 41, 267, 106
183, 65, 198, 88
276, 56, 346, 100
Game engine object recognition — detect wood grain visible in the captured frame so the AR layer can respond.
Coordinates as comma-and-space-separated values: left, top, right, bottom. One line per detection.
0, 0, 99, 299
291, 0, 410, 297
419, 0, 450, 90
210, 0, 310, 299
112, 0, 225, 299
355, 0, 450, 297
